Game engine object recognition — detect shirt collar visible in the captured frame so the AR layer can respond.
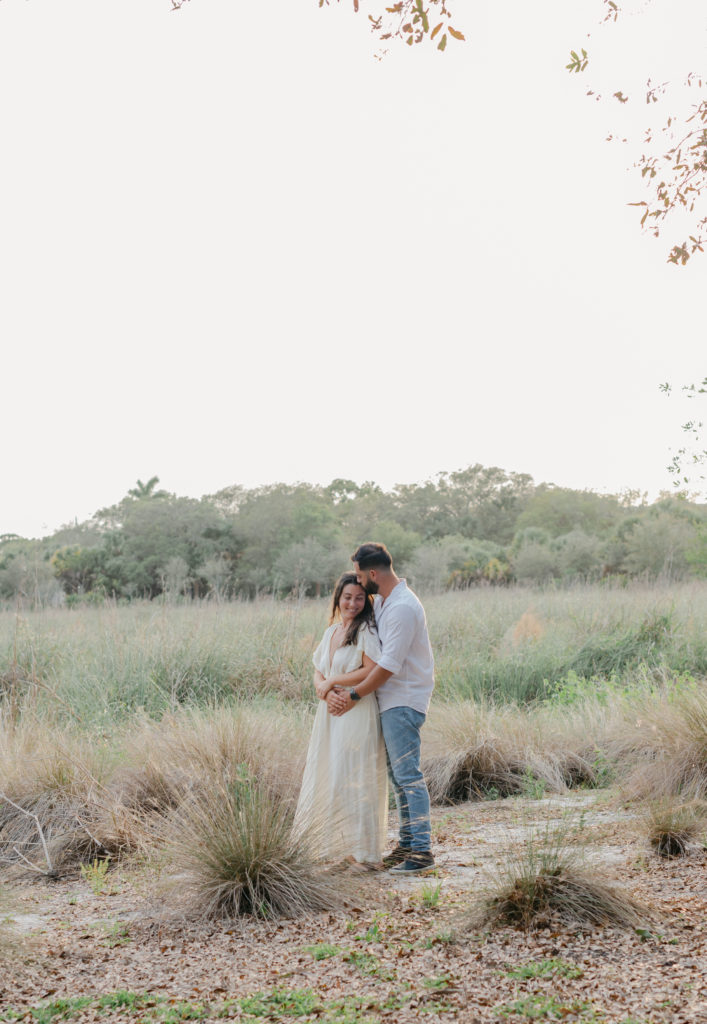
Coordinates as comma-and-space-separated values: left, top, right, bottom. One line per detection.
379, 578, 407, 610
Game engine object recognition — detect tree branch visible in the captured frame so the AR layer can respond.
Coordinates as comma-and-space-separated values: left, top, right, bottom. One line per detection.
0, 791, 56, 877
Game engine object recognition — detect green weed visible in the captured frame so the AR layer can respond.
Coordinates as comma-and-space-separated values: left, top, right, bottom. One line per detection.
495, 994, 597, 1019
96, 991, 148, 1011
505, 958, 583, 980
304, 942, 342, 960
520, 769, 546, 800
79, 857, 110, 896
28, 997, 92, 1023
419, 881, 443, 909
101, 920, 131, 947
422, 975, 451, 990
344, 950, 395, 981
238, 988, 320, 1016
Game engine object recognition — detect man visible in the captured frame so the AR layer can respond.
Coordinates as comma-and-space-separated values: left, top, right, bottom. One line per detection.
327, 542, 435, 875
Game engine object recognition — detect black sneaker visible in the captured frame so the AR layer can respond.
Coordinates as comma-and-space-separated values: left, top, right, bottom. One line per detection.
382, 845, 411, 868
388, 851, 435, 876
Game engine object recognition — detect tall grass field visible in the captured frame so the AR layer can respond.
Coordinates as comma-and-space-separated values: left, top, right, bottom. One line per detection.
1, 581, 706, 920
2, 581, 705, 724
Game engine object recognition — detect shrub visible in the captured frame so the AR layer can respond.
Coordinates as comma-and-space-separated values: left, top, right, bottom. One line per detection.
645, 799, 706, 858
621, 682, 707, 799
422, 699, 608, 803
462, 821, 647, 932
162, 773, 337, 920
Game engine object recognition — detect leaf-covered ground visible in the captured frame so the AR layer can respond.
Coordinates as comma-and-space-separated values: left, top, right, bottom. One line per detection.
2, 794, 707, 1023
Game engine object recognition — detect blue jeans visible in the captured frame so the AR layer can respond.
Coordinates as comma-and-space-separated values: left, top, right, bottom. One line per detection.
380, 706, 431, 853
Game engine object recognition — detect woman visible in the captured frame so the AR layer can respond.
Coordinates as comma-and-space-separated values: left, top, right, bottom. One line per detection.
294, 572, 387, 867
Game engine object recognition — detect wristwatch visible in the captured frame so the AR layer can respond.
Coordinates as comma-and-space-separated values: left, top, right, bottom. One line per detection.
349, 688, 361, 702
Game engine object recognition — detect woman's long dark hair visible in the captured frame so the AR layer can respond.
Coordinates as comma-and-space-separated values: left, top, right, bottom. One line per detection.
329, 572, 376, 647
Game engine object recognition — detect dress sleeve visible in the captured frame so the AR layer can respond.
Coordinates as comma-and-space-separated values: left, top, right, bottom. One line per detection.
360, 624, 382, 663
312, 628, 330, 676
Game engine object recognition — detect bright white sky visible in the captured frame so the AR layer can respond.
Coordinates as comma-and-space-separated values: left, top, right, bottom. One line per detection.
1, 0, 704, 538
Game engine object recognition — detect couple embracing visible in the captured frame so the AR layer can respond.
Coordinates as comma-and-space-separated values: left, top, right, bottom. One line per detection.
294, 542, 435, 876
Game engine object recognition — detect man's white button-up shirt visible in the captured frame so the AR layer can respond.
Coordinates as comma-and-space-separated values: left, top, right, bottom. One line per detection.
373, 580, 435, 715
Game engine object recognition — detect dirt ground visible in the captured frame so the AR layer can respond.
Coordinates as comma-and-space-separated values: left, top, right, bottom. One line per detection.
2, 793, 707, 1023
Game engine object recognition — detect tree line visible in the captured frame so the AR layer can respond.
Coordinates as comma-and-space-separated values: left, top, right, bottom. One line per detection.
1, 466, 706, 605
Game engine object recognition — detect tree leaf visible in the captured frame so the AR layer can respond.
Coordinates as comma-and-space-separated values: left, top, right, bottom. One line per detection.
449, 27, 465, 40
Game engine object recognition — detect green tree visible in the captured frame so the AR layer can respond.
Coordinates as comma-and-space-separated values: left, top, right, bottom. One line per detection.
392, 465, 534, 544
273, 537, 347, 597
516, 486, 622, 539
0, 538, 62, 606
51, 546, 106, 595
512, 542, 559, 584
554, 529, 602, 579
127, 476, 167, 500
101, 496, 241, 598
621, 511, 697, 578
233, 484, 341, 594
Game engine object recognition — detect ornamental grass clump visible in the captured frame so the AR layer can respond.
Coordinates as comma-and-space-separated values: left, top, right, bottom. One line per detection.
645, 798, 706, 858
621, 683, 707, 800
463, 821, 647, 932
164, 770, 337, 921
422, 698, 613, 804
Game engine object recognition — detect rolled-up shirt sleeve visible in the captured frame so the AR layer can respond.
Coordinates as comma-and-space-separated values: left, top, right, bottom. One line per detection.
376, 605, 417, 675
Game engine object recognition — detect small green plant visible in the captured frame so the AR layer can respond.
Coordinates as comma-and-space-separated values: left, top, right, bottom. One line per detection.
79, 857, 110, 896
520, 769, 546, 800
361, 913, 387, 942
101, 920, 131, 948
421, 929, 453, 948
27, 996, 93, 1023
303, 942, 341, 960
589, 747, 614, 788
158, 1001, 209, 1022
344, 950, 395, 981
422, 974, 451, 990
495, 994, 596, 1019
505, 958, 583, 980
239, 988, 320, 1017
419, 881, 442, 909
96, 992, 147, 1011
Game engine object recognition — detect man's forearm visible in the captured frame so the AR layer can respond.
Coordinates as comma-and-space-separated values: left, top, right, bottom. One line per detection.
352, 665, 393, 698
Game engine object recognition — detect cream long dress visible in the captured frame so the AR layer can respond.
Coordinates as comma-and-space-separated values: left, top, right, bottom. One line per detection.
294, 623, 388, 863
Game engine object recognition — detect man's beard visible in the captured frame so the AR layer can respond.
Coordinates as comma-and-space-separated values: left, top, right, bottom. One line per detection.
364, 579, 379, 595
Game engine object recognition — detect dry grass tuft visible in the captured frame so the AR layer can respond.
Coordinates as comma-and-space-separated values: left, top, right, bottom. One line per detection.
620, 684, 707, 800
422, 699, 616, 803
0, 702, 312, 875
511, 611, 546, 647
125, 703, 310, 806
0, 717, 122, 874
462, 821, 648, 933
162, 772, 338, 921
644, 798, 706, 858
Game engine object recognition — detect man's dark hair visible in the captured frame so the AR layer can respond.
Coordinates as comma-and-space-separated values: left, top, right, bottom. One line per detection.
351, 542, 393, 570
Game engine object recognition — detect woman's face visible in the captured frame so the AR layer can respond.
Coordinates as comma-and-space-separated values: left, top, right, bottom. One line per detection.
338, 583, 366, 622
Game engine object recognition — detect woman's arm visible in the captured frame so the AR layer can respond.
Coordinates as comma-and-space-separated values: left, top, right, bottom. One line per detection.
313, 669, 330, 700
324, 654, 377, 692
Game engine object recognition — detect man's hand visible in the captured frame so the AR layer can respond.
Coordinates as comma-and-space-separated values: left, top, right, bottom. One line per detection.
326, 687, 354, 716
